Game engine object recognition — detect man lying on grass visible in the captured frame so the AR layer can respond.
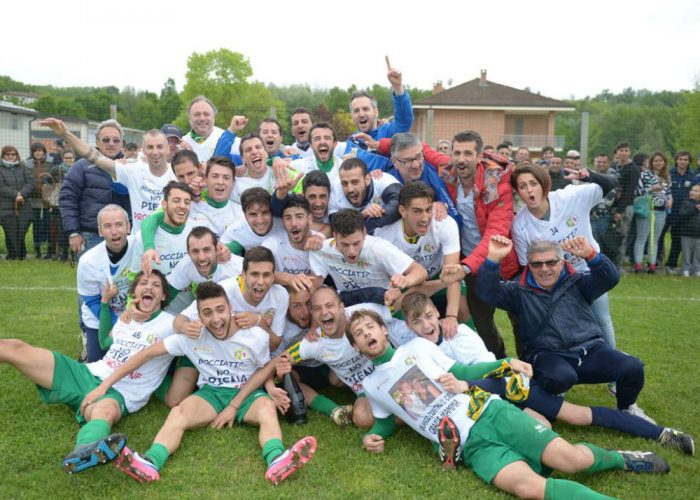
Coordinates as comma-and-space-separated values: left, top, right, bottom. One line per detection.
80, 281, 316, 485
0, 270, 176, 474
346, 308, 670, 500
400, 291, 694, 458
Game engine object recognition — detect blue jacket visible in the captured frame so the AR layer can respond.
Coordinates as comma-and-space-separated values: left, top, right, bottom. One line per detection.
475, 253, 619, 363
212, 129, 243, 165
669, 167, 697, 218
59, 159, 131, 234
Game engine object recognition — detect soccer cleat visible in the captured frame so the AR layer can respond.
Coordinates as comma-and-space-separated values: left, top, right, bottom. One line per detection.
618, 451, 670, 473
623, 403, 657, 425
265, 436, 317, 485
658, 428, 695, 456
330, 405, 353, 427
113, 445, 160, 483
437, 416, 462, 471
62, 433, 127, 474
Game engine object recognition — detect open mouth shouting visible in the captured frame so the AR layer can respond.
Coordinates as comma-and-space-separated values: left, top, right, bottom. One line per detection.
316, 144, 331, 162
320, 315, 336, 334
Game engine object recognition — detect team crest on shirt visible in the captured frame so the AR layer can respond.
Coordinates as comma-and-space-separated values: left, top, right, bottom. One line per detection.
404, 356, 417, 366
264, 308, 276, 319
147, 334, 156, 344
234, 349, 248, 361
566, 216, 578, 228
356, 258, 368, 269
423, 243, 435, 253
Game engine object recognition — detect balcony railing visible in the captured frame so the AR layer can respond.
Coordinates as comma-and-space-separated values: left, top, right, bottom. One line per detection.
501, 135, 565, 150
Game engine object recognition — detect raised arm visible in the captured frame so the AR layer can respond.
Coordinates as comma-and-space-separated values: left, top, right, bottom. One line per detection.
39, 118, 117, 178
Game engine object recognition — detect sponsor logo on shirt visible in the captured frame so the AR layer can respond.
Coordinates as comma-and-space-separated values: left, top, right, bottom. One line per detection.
234, 349, 248, 361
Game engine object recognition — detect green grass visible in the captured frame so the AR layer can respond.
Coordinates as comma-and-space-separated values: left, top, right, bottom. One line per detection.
0, 260, 698, 499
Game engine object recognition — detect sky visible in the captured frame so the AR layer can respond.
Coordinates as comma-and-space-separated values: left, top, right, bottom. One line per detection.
2, 0, 699, 100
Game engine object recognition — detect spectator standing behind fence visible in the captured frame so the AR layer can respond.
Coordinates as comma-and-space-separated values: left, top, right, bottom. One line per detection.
25, 143, 51, 258
664, 151, 695, 274
590, 153, 619, 244
47, 149, 75, 261
611, 142, 641, 266
632, 152, 672, 274
679, 184, 700, 277
0, 146, 34, 260
547, 156, 570, 191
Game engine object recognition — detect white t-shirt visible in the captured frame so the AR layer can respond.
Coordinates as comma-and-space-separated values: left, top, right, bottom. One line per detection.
163, 326, 269, 389
296, 303, 414, 393
309, 235, 414, 292
437, 324, 497, 365
290, 155, 342, 182
87, 311, 175, 412
328, 173, 400, 215
167, 255, 243, 291
261, 231, 313, 276
182, 126, 228, 163
456, 185, 481, 257
363, 338, 498, 445
512, 183, 602, 272
130, 219, 198, 276
189, 199, 244, 239
230, 169, 274, 203
374, 216, 460, 279
115, 161, 176, 234
220, 218, 285, 251
77, 236, 136, 329
181, 276, 288, 339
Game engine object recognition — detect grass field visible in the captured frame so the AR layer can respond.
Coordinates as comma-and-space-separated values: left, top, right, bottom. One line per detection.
0, 259, 698, 499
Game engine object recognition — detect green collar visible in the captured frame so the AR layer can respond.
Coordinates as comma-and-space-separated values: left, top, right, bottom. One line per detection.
159, 221, 185, 234
372, 345, 395, 366
204, 192, 228, 209
189, 130, 205, 144
147, 309, 162, 322
207, 262, 218, 279
316, 157, 335, 173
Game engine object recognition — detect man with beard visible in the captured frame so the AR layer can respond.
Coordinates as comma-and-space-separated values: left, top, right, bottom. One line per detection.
329, 158, 401, 234
278, 286, 415, 428
374, 182, 461, 336
262, 195, 323, 291
309, 209, 427, 307
174, 246, 288, 351
0, 271, 176, 475
222, 188, 286, 253
77, 205, 135, 362
347, 309, 671, 499
41, 118, 176, 234
290, 108, 314, 155
436, 130, 518, 359
82, 281, 316, 485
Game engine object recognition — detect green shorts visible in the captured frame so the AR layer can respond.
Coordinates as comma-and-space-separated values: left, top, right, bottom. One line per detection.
462, 399, 558, 484
192, 385, 269, 423
37, 351, 127, 425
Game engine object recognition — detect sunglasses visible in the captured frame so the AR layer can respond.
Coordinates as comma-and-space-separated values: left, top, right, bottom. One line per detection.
100, 137, 122, 144
529, 259, 560, 269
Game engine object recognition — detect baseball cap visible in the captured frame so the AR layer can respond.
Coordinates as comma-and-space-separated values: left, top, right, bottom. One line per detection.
161, 124, 183, 139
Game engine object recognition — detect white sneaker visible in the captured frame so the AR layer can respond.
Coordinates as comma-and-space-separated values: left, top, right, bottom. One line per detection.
694, 272, 700, 277
682, 270, 690, 277
624, 403, 657, 425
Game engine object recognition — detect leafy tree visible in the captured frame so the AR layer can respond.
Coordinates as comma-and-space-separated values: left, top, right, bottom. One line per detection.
158, 78, 182, 125
673, 86, 700, 155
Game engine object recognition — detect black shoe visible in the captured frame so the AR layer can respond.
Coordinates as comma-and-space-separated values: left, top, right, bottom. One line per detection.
618, 450, 670, 473
658, 428, 695, 456
62, 433, 127, 474
437, 416, 462, 470
43, 253, 54, 260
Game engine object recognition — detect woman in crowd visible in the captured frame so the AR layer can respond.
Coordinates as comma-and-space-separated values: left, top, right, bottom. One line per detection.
0, 146, 34, 260
48, 148, 75, 261
633, 152, 672, 273
25, 142, 51, 258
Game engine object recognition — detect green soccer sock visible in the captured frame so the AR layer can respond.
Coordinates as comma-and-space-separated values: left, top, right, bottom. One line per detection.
310, 394, 339, 417
75, 418, 111, 446
144, 442, 170, 471
544, 478, 617, 500
579, 443, 625, 473
262, 438, 285, 467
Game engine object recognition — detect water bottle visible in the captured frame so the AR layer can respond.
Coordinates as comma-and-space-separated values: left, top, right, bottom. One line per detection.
279, 373, 308, 424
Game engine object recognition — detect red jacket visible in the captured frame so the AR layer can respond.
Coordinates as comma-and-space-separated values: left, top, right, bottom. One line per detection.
425, 148, 520, 279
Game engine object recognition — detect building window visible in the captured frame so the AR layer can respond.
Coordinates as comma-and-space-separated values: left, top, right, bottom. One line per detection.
11, 114, 19, 130
514, 118, 524, 137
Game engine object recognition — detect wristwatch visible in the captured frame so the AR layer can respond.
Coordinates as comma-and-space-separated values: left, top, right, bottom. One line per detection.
69, 233, 81, 238
461, 264, 471, 276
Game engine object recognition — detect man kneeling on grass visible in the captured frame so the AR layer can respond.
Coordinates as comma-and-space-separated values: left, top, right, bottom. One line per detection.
347, 309, 670, 500
400, 291, 694, 456
0, 271, 176, 474
81, 281, 316, 485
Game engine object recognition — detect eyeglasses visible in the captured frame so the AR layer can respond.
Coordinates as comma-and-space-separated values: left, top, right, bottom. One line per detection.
100, 137, 122, 144
3, 152, 17, 157
529, 259, 560, 269
394, 152, 423, 167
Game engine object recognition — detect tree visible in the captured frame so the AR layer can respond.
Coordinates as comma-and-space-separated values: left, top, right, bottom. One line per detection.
179, 49, 285, 132
158, 78, 182, 125
673, 86, 700, 155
